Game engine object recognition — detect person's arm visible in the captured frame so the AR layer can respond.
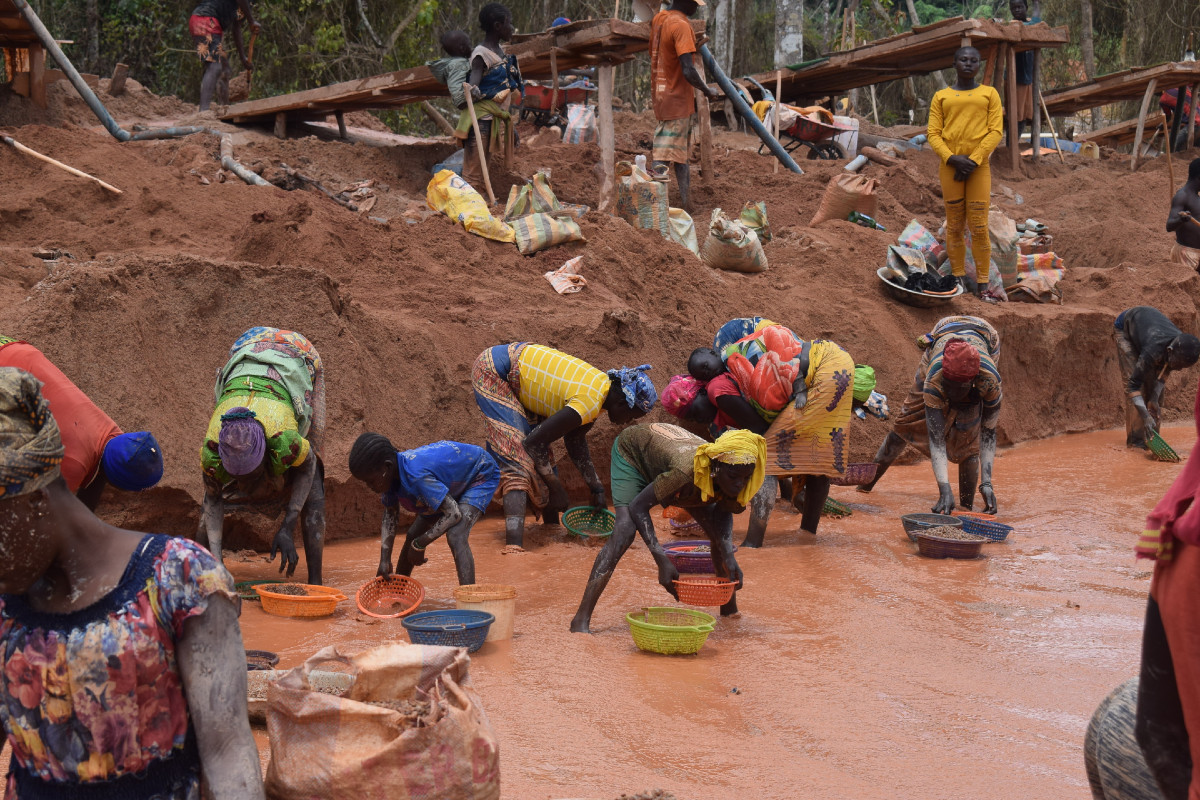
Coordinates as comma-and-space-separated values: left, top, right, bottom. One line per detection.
76, 470, 108, 511
377, 504, 399, 576
271, 457, 317, 577
706, 510, 743, 589
789, 347, 812, 409
1166, 188, 1192, 232
927, 91, 953, 163
524, 406, 583, 510
969, 87, 1005, 164
678, 53, 720, 100
563, 425, 605, 508
229, 18, 249, 69
1127, 353, 1161, 434
979, 397, 1001, 514
177, 595, 265, 800
411, 496, 463, 551
468, 55, 486, 90
628, 483, 678, 596
926, 405, 956, 513
200, 474, 225, 561
713, 394, 769, 434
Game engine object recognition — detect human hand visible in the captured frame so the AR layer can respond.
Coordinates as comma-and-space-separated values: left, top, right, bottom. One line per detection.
657, 558, 680, 597
270, 529, 298, 577
376, 557, 394, 578
589, 485, 607, 510
403, 541, 428, 567
248, 20, 261, 35
725, 561, 744, 590
546, 483, 570, 515
932, 482, 956, 514
980, 483, 997, 515
706, 87, 721, 101
241, 55, 253, 71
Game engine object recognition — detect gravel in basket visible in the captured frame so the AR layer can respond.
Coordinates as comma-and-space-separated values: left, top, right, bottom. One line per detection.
900, 513, 962, 542
915, 527, 987, 559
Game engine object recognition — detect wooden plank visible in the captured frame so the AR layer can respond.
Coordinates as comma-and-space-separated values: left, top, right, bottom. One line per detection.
982, 45, 999, 87
1131, 78, 1157, 170
1031, 49, 1041, 162
1077, 113, 1164, 145
274, 112, 287, 139
27, 41, 42, 107
108, 62, 128, 96
1006, 44, 1020, 173
1044, 62, 1200, 115
597, 64, 615, 212
1188, 82, 1197, 150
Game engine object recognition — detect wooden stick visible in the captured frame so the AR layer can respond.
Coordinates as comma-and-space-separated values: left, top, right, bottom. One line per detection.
1164, 110, 1175, 195
1005, 45, 1020, 173
597, 64, 615, 211
549, 50, 558, 116
773, 70, 782, 174
246, 30, 258, 96
462, 84, 496, 205
1131, 77, 1157, 171
1187, 82, 1198, 151
2, 135, 122, 194
1037, 92, 1065, 164
420, 100, 456, 137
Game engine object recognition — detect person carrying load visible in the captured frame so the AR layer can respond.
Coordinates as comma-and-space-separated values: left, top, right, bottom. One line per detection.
1114, 306, 1200, 449
860, 315, 1001, 514
570, 423, 765, 633
472, 342, 656, 550
198, 326, 326, 584
0, 335, 163, 509
461, 3, 523, 193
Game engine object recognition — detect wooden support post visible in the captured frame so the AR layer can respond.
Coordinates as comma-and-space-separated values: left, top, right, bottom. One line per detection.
982, 46, 999, 87
597, 63, 615, 212
549, 50, 558, 115
1031, 49, 1041, 162
697, 91, 713, 183
1006, 45, 1020, 173
274, 112, 287, 139
504, 110, 514, 170
1038, 92, 1066, 164
1187, 83, 1198, 151
773, 70, 782, 174
1130, 77, 1157, 171
1164, 111, 1176, 194
335, 110, 347, 139
108, 63, 128, 96
462, 82, 496, 205
28, 43, 44, 108
420, 101, 456, 137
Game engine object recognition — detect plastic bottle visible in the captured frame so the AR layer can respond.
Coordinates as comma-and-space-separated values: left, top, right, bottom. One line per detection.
908, 134, 927, 147
847, 211, 887, 231
634, 154, 647, 172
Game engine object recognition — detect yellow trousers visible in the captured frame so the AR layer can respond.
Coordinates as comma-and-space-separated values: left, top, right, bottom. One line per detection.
939, 161, 991, 282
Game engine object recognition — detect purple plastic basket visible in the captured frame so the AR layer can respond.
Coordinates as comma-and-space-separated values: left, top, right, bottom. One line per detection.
663, 540, 738, 574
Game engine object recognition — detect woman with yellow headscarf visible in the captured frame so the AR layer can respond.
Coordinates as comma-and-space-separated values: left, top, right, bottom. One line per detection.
570, 423, 765, 634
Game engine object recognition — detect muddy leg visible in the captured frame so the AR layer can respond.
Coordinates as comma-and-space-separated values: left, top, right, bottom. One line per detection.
859, 432, 906, 493
445, 505, 481, 585
958, 455, 978, 511
693, 505, 740, 616
570, 508, 638, 633
300, 467, 325, 586
502, 490, 526, 547
396, 516, 434, 577
674, 161, 691, 210
742, 476, 778, 549
799, 475, 830, 535
1135, 596, 1193, 799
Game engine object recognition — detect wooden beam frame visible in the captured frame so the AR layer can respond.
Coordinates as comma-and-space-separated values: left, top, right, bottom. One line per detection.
1131, 77, 1158, 170
597, 63, 615, 212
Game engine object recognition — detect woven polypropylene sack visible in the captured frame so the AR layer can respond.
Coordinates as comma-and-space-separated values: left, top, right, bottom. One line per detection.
265, 643, 500, 800
562, 103, 597, 144
511, 212, 586, 255
701, 208, 767, 272
809, 173, 878, 226
615, 162, 669, 238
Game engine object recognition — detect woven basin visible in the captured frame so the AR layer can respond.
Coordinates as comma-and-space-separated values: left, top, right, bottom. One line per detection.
1148, 431, 1181, 462
235, 580, 274, 601
916, 531, 987, 559
900, 513, 963, 542
401, 610, 494, 653
256, 584, 348, 618
626, 607, 716, 655
663, 541, 738, 574
245, 649, 279, 671
563, 506, 615, 538
877, 267, 964, 308
823, 497, 852, 517
355, 574, 425, 619
673, 576, 737, 606
829, 462, 879, 487
951, 511, 1013, 542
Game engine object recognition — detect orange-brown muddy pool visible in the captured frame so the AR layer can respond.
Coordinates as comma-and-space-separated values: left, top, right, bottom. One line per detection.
231, 425, 1191, 799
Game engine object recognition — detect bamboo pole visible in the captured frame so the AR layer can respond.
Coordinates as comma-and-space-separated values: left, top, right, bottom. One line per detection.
462, 82, 496, 205
1130, 78, 1158, 171
2, 134, 122, 194
1037, 92, 1065, 165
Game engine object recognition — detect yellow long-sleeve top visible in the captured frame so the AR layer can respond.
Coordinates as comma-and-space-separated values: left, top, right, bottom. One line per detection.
927, 84, 1004, 166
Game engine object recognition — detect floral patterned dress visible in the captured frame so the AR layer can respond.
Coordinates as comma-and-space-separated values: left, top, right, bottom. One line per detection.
0, 535, 236, 799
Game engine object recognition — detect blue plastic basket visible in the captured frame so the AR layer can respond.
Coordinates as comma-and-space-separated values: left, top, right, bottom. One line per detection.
401, 610, 495, 653
953, 515, 1014, 542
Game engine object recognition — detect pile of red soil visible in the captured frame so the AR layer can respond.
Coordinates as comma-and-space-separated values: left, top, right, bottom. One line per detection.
1, 88, 1196, 545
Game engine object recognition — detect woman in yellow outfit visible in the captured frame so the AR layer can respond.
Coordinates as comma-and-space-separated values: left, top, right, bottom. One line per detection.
928, 46, 1004, 297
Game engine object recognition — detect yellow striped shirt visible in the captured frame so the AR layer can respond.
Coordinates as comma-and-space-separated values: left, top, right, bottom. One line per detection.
517, 344, 610, 424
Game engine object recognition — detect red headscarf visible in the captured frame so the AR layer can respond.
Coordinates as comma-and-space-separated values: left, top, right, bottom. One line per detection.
1139, 383, 1200, 560
942, 339, 981, 382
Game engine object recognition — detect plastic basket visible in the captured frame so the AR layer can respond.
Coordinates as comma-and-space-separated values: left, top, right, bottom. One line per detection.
563, 506, 615, 538
235, 580, 274, 601
673, 576, 737, 606
245, 649, 279, 671
663, 541, 737, 574
823, 497, 852, 517
626, 607, 716, 655
668, 517, 702, 535
453, 583, 517, 641
829, 462, 879, 487
355, 575, 425, 619
915, 530, 986, 559
951, 511, 1013, 542
401, 610, 495, 653
1148, 431, 1181, 463
256, 584, 348, 618
900, 513, 963, 542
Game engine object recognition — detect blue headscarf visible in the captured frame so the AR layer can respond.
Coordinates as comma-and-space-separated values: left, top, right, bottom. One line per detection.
606, 365, 657, 413
101, 431, 164, 492
551, 16, 571, 26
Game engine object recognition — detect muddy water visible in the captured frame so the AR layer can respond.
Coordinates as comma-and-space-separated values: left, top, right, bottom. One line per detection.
233, 425, 1192, 800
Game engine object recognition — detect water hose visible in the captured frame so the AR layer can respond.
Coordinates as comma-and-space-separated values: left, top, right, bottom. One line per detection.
699, 44, 802, 174
11, 0, 267, 186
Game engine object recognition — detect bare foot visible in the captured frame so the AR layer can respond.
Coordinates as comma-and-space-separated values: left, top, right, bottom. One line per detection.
501, 544, 526, 555
569, 617, 591, 633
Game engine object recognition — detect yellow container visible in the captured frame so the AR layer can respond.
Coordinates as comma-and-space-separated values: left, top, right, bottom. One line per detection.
1079, 141, 1100, 160
453, 584, 517, 641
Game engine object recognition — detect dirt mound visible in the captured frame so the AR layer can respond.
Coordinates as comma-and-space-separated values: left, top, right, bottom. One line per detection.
0, 108, 1196, 545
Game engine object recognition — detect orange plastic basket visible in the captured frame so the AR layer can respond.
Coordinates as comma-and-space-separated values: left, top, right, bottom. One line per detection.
255, 584, 347, 618
355, 575, 426, 619
672, 575, 737, 606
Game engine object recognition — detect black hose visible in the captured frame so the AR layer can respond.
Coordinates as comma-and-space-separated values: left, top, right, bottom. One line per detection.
699, 45, 803, 174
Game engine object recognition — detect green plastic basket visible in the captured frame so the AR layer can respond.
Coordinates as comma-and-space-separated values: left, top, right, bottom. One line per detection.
235, 580, 274, 601
1147, 431, 1181, 463
626, 607, 716, 655
823, 497, 852, 518
563, 506, 615, 538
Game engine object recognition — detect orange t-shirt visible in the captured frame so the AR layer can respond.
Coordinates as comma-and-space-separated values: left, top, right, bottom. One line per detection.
0, 342, 122, 491
650, 10, 697, 121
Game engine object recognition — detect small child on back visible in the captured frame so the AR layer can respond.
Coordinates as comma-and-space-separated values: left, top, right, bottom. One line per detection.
428, 30, 472, 109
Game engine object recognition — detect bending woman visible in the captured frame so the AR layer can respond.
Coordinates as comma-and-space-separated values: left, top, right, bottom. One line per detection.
0, 367, 262, 798
928, 46, 1003, 298
570, 423, 765, 633
472, 342, 655, 549
349, 434, 500, 585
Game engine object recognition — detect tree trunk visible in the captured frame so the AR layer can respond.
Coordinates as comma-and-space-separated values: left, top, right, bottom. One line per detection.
1079, 0, 1099, 129
774, 0, 804, 68
85, 0, 99, 73
712, 0, 737, 74
903, 0, 920, 26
